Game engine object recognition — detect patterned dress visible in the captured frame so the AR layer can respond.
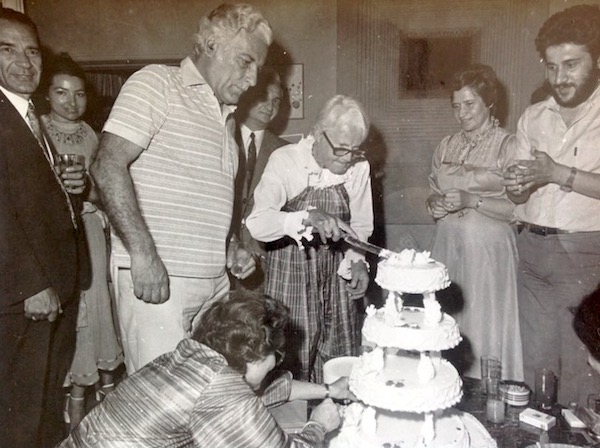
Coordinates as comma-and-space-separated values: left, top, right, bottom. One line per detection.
429, 125, 524, 381
247, 136, 374, 384
42, 116, 123, 385
266, 184, 359, 383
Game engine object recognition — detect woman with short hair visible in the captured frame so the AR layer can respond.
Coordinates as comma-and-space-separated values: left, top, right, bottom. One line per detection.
59, 292, 348, 447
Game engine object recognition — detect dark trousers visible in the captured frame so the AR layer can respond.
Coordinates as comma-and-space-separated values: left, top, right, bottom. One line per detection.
517, 229, 600, 406
0, 301, 78, 447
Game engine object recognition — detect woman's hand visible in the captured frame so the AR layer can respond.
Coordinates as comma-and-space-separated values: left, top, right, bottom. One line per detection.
346, 260, 369, 300
442, 188, 475, 211
60, 165, 87, 195
328, 377, 357, 402
303, 209, 357, 243
426, 193, 448, 219
309, 398, 341, 433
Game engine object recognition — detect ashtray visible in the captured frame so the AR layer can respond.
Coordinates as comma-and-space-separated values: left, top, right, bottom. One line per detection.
500, 381, 530, 406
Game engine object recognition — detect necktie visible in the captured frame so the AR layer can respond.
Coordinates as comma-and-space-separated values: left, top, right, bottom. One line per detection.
27, 103, 78, 228
246, 132, 257, 190
27, 103, 50, 158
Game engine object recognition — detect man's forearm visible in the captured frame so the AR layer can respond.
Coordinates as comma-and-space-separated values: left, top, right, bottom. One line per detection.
92, 159, 156, 258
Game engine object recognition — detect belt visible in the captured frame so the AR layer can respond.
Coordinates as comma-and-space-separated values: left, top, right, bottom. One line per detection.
518, 223, 572, 236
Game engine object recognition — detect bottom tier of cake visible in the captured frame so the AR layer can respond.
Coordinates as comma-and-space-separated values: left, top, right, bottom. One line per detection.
328, 405, 496, 448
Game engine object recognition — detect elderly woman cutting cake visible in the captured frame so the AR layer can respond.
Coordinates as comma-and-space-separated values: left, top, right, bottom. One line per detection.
246, 95, 373, 383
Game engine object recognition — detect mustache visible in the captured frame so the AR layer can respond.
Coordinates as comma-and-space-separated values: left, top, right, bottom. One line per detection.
552, 83, 575, 89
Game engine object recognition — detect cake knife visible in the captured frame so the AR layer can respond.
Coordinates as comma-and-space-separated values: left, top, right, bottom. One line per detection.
342, 234, 392, 258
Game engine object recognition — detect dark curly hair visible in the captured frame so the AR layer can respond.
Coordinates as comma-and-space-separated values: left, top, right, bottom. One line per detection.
450, 64, 499, 115
535, 4, 600, 61
41, 53, 88, 93
573, 286, 600, 362
192, 291, 288, 373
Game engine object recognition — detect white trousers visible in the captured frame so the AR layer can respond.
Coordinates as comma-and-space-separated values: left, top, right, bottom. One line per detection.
114, 268, 229, 374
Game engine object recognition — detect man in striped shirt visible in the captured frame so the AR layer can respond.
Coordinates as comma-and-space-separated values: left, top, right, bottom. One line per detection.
91, 3, 272, 373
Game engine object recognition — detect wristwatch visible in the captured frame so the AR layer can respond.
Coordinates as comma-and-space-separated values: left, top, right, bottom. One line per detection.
560, 166, 577, 193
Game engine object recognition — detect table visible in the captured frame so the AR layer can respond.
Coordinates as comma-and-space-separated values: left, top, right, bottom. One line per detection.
271, 377, 599, 447
458, 378, 597, 448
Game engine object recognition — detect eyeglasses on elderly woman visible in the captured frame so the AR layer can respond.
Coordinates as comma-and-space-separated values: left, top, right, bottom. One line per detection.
323, 131, 366, 160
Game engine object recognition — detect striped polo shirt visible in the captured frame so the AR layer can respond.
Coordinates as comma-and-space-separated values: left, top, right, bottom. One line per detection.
104, 57, 238, 278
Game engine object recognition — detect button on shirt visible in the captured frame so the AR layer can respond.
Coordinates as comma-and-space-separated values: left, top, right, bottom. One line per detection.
514, 84, 600, 231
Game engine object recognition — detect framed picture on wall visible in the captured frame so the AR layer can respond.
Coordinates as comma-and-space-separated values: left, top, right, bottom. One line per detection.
283, 63, 304, 120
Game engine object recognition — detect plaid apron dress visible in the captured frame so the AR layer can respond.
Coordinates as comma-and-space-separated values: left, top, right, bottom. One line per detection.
265, 183, 360, 382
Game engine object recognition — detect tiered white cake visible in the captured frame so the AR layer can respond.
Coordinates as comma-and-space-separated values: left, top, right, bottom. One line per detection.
330, 249, 495, 448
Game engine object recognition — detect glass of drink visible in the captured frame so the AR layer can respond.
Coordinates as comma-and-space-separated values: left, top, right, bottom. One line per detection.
486, 378, 505, 424
535, 368, 557, 410
230, 242, 252, 278
55, 153, 85, 173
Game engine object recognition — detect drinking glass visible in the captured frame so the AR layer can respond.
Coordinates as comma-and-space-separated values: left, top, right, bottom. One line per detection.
481, 355, 501, 395
55, 153, 85, 173
230, 242, 252, 278
486, 378, 505, 424
535, 368, 557, 410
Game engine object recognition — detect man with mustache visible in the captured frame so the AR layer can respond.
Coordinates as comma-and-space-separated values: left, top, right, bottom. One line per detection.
91, 3, 272, 374
502, 4, 600, 406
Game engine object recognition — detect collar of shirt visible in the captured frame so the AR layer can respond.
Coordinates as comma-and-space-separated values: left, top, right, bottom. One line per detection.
0, 85, 30, 120
181, 56, 237, 119
240, 124, 265, 156
299, 134, 355, 188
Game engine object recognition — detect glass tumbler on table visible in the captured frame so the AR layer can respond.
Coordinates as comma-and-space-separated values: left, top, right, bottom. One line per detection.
535, 368, 557, 410
486, 378, 506, 424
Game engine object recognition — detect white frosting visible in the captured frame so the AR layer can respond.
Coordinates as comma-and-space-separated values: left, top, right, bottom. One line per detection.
350, 350, 463, 413
362, 306, 462, 351
376, 249, 450, 294
334, 248, 496, 448
417, 353, 435, 384
329, 405, 469, 448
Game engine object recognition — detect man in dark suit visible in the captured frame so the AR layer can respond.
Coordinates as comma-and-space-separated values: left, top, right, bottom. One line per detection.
0, 8, 86, 447
232, 68, 288, 290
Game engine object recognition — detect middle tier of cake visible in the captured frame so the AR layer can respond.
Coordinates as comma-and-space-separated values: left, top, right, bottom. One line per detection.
349, 349, 463, 413
363, 305, 462, 351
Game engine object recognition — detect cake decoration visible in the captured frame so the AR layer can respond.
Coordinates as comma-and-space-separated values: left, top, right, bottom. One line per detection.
329, 249, 495, 448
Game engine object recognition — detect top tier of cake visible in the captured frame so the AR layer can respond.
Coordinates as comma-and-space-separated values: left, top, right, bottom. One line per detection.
375, 249, 450, 294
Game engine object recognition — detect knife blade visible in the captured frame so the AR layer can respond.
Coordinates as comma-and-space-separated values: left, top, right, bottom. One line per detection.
342, 234, 392, 258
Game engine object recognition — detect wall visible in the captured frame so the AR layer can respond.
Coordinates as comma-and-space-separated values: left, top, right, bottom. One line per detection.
25, 0, 600, 248
25, 0, 338, 136
337, 0, 600, 249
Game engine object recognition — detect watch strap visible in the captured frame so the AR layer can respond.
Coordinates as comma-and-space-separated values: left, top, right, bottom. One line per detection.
560, 166, 577, 192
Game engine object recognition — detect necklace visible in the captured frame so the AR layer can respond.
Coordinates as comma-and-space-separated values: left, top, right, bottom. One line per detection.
42, 117, 89, 146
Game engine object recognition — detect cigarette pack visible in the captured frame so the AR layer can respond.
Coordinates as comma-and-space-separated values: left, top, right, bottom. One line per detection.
519, 408, 557, 431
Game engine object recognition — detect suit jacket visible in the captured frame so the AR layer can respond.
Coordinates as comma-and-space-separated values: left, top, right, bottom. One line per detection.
0, 91, 80, 312
233, 127, 288, 253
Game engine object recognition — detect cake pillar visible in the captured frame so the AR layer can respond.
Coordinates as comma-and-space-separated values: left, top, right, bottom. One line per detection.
421, 412, 435, 445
